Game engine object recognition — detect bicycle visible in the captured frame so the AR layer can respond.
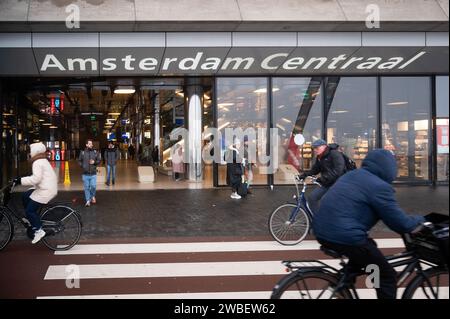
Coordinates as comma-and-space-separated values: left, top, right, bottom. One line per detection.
271, 213, 449, 299
268, 175, 321, 245
0, 181, 82, 251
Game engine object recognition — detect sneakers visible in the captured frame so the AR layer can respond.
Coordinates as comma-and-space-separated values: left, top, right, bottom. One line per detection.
230, 192, 242, 199
85, 200, 91, 207
91, 197, 96, 204
31, 228, 46, 244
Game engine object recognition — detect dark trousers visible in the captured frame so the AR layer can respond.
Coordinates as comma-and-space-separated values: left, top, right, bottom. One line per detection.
318, 238, 397, 299
308, 186, 329, 214
22, 189, 43, 231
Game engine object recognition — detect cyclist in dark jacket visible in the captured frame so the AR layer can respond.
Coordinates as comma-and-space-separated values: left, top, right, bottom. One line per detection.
312, 149, 425, 299
299, 139, 346, 213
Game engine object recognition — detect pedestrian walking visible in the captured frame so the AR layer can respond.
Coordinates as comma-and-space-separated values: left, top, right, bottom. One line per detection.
78, 139, 101, 207
104, 141, 120, 186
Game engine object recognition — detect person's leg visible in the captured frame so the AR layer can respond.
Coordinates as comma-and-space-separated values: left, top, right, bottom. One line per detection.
106, 165, 111, 184
25, 198, 43, 231
90, 174, 97, 203
318, 238, 397, 299
307, 186, 329, 214
22, 189, 34, 210
82, 174, 90, 203
112, 165, 116, 184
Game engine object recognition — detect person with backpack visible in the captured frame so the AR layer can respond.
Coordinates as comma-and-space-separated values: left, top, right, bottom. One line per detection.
298, 139, 347, 214
79, 139, 102, 207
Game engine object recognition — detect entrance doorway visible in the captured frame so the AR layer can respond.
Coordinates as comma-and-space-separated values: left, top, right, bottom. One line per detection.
2, 77, 214, 190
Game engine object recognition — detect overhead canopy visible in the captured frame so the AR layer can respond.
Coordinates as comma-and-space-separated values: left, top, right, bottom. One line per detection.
0, 32, 448, 76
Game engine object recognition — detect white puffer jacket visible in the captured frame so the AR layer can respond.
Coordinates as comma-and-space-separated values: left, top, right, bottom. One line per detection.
20, 143, 58, 204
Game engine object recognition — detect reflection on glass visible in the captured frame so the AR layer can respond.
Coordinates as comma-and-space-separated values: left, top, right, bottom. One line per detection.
325, 77, 377, 168
216, 78, 268, 186
381, 77, 431, 181
272, 77, 323, 184
436, 76, 449, 182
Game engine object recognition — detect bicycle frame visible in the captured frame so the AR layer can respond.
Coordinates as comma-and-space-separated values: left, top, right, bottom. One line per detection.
281, 250, 446, 299
288, 177, 319, 223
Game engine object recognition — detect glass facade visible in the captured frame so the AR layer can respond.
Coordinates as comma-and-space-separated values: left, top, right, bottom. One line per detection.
213, 75, 445, 186
216, 78, 268, 186
272, 77, 322, 184
325, 77, 377, 167
381, 77, 431, 181
436, 76, 449, 183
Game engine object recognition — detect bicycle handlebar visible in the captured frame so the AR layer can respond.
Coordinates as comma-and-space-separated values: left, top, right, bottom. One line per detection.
295, 175, 322, 187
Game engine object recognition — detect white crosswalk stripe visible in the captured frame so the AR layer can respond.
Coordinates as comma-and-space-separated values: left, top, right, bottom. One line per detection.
53, 238, 405, 255
36, 238, 449, 299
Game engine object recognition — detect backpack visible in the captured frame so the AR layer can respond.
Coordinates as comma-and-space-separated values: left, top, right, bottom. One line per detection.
328, 143, 357, 172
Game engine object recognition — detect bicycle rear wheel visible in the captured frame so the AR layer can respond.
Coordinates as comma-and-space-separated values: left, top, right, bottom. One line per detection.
268, 204, 310, 245
271, 270, 353, 299
41, 205, 82, 251
0, 208, 14, 251
402, 267, 449, 299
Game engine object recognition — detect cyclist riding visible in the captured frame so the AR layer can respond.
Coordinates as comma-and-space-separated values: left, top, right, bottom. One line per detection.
298, 139, 346, 214
312, 149, 425, 299
13, 142, 58, 244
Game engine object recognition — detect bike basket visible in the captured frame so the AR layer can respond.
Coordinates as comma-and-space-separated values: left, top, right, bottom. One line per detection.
404, 213, 449, 266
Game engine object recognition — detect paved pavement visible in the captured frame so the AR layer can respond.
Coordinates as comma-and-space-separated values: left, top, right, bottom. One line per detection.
7, 185, 449, 240
0, 236, 421, 299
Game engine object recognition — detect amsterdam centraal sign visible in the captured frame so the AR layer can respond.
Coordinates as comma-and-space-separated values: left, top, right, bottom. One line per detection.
0, 32, 448, 76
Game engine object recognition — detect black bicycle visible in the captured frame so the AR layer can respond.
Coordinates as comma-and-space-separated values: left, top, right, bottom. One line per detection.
271, 213, 449, 299
0, 181, 82, 251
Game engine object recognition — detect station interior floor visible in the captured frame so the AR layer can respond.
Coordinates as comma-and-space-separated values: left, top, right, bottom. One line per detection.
53, 159, 215, 191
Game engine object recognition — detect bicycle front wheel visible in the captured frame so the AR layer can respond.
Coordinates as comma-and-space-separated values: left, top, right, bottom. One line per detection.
269, 204, 310, 245
0, 208, 14, 251
271, 270, 353, 299
402, 267, 449, 299
41, 205, 82, 251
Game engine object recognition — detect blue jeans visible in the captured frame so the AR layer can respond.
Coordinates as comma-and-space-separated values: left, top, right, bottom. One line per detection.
22, 189, 43, 231
107, 164, 116, 184
82, 174, 97, 202
308, 186, 329, 214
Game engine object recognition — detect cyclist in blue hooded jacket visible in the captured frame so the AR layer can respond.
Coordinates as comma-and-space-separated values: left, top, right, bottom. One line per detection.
312, 149, 425, 299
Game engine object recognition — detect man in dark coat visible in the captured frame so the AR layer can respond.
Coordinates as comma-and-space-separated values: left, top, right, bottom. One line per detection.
225, 139, 244, 199
312, 149, 425, 299
299, 139, 346, 213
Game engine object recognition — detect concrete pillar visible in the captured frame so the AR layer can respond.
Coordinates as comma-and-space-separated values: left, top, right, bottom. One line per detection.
185, 81, 203, 182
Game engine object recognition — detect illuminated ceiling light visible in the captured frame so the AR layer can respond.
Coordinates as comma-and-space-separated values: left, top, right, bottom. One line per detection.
39, 119, 45, 122
253, 88, 267, 93
331, 110, 349, 114
114, 87, 135, 94
388, 101, 408, 106
218, 102, 234, 107
49, 125, 58, 129
42, 123, 51, 126
108, 112, 121, 116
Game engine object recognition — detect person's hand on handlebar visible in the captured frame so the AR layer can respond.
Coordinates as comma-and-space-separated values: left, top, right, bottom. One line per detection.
410, 221, 434, 235
12, 177, 21, 186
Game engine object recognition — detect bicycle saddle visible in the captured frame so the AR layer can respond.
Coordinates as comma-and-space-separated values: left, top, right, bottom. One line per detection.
320, 246, 344, 259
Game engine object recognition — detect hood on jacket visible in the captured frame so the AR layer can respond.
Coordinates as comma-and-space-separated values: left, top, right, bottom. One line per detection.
362, 149, 397, 183
30, 142, 47, 158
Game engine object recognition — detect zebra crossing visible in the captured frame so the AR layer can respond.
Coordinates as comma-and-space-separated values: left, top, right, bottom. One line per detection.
32, 237, 442, 299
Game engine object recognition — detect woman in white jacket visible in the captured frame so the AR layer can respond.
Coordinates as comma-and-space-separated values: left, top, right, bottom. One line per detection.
14, 142, 58, 244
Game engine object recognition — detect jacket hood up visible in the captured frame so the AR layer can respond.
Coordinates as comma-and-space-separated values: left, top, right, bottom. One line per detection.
362, 149, 397, 184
